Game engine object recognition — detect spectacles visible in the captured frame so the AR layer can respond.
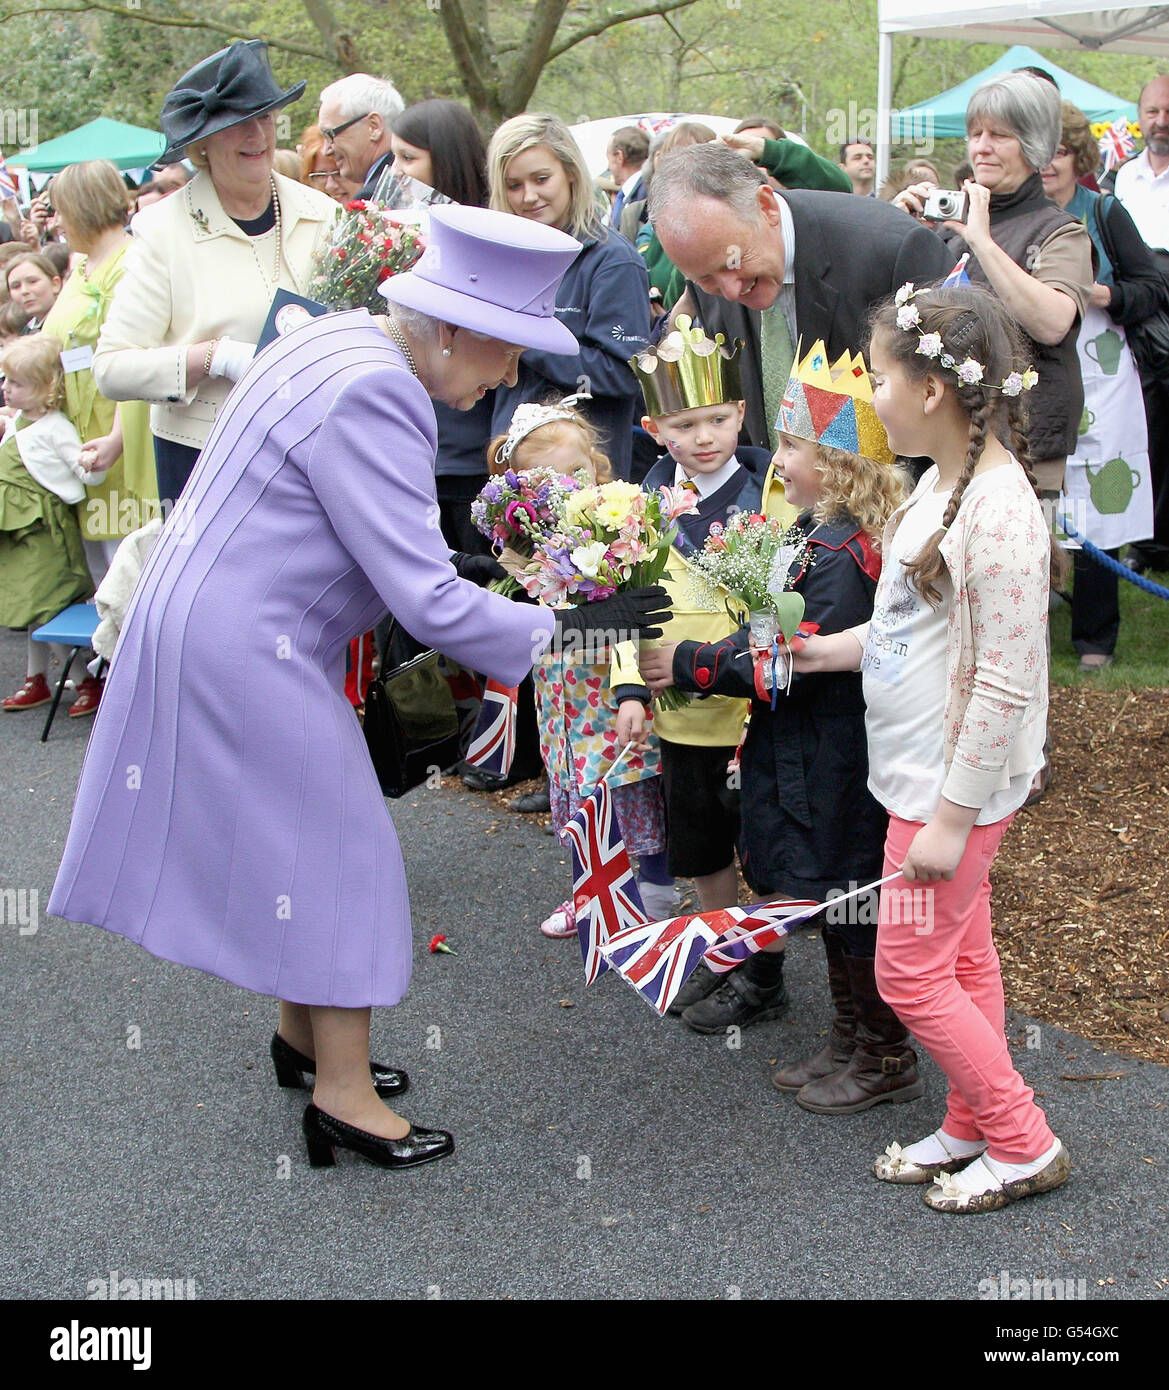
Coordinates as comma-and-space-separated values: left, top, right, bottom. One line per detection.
307, 171, 340, 183
320, 113, 369, 143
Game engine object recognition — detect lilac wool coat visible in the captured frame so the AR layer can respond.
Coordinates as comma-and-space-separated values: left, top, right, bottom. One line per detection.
49, 310, 556, 1006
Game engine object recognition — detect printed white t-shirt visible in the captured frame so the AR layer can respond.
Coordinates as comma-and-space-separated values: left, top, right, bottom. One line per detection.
862, 472, 1038, 826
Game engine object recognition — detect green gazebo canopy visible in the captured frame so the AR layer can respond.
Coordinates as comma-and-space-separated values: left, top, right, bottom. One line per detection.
13, 117, 166, 173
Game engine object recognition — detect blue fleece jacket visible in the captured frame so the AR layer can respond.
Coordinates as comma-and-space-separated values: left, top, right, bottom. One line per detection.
491, 224, 650, 480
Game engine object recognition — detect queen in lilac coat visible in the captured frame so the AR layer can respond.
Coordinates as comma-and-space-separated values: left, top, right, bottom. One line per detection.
48, 204, 669, 1171
50, 308, 553, 1006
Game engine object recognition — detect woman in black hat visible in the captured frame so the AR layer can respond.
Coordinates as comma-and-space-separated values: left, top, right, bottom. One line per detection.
92, 40, 337, 506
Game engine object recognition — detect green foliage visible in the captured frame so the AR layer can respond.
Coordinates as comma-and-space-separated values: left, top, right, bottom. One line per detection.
1050, 558, 1169, 690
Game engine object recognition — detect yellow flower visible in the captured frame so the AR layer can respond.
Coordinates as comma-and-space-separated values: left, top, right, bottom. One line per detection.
561, 486, 599, 528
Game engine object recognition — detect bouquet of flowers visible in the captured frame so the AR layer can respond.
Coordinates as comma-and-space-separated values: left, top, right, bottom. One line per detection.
470, 467, 587, 596
308, 200, 425, 312
518, 480, 699, 709
687, 512, 810, 649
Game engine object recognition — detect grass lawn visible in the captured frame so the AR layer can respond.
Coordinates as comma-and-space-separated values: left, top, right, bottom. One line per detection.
1050, 554, 1169, 689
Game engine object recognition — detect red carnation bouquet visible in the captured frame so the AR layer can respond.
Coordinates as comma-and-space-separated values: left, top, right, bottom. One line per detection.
308, 200, 424, 313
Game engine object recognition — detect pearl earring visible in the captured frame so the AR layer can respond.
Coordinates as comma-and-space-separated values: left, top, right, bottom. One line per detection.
442, 347, 452, 357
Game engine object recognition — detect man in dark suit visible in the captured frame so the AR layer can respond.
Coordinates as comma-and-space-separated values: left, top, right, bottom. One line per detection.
650, 142, 954, 447
317, 73, 404, 200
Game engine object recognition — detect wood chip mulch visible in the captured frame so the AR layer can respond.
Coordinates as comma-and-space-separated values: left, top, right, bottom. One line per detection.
993, 686, 1169, 1065
466, 685, 1169, 1066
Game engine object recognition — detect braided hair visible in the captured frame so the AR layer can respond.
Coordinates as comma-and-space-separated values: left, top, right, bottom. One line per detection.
867, 285, 1057, 607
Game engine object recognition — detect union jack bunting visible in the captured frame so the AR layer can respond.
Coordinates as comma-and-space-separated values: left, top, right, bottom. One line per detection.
463, 679, 517, 776
599, 911, 722, 1015
562, 777, 647, 986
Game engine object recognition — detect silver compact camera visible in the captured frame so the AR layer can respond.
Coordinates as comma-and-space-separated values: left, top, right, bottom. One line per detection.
921, 188, 969, 222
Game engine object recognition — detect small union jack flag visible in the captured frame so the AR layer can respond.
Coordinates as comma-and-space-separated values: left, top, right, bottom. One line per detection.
600, 911, 722, 1014
463, 680, 517, 776
602, 874, 901, 1014
0, 154, 18, 202
1099, 117, 1136, 173
941, 253, 971, 289
561, 777, 647, 986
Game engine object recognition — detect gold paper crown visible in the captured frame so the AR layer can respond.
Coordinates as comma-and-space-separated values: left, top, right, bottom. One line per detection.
776, 339, 894, 466
629, 315, 744, 418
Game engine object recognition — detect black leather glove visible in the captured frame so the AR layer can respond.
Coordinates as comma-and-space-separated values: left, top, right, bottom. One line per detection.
452, 551, 507, 586
553, 585, 671, 645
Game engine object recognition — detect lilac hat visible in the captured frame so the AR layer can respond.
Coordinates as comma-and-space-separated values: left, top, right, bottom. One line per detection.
379, 204, 581, 354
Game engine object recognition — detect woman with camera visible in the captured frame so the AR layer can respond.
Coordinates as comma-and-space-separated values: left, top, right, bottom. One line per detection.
894, 70, 1093, 496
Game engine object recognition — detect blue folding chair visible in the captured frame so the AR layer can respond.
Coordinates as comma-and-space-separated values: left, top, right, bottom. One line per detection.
29, 601, 104, 742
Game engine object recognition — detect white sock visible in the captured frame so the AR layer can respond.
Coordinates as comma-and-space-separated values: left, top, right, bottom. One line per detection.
983, 1138, 1062, 1184
901, 1127, 986, 1166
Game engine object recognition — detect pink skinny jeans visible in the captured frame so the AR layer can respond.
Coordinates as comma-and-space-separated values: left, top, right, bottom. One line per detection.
874, 813, 1055, 1164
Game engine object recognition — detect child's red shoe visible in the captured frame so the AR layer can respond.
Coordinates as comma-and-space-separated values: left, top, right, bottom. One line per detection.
69, 675, 104, 718
2, 674, 51, 711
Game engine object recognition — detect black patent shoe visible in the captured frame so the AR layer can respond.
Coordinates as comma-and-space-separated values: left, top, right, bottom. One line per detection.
271, 1032, 409, 1100
302, 1103, 454, 1169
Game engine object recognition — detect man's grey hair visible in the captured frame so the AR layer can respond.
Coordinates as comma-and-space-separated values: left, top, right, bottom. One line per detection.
319, 73, 404, 127
965, 70, 1062, 173
648, 142, 767, 231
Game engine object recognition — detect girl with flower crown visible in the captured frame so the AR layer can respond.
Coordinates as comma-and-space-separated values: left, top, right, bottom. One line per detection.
789, 284, 1069, 1214
487, 399, 676, 936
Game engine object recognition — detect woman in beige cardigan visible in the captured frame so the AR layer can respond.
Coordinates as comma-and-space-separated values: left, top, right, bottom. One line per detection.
94, 40, 336, 505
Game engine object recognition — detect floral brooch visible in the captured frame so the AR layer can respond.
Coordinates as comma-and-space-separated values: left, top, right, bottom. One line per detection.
894, 283, 1038, 395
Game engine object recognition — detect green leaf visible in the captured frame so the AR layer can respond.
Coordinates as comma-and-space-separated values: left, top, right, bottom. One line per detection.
773, 592, 806, 643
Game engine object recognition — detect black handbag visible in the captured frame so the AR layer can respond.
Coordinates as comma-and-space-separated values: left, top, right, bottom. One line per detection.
362, 622, 462, 798
1097, 196, 1169, 376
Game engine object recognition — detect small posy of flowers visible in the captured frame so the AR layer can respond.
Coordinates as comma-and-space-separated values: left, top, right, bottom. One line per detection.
686, 511, 809, 620
518, 479, 696, 607
896, 283, 1039, 396
308, 199, 424, 312
471, 467, 587, 596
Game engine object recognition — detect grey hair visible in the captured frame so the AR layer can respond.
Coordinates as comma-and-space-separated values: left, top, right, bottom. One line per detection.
319, 73, 404, 126
965, 70, 1061, 172
386, 303, 440, 343
648, 142, 767, 232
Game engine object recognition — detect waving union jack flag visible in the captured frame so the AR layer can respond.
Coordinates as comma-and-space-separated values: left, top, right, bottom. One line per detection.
1099, 117, 1136, 173
941, 253, 971, 289
561, 777, 647, 986
602, 874, 902, 1014
463, 680, 517, 776
599, 912, 724, 1015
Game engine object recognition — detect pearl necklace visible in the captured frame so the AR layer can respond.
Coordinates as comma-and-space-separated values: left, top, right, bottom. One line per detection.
242, 176, 282, 287
382, 314, 418, 377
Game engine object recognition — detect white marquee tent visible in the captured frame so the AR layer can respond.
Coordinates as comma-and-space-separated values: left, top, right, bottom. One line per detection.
876, 3, 1169, 179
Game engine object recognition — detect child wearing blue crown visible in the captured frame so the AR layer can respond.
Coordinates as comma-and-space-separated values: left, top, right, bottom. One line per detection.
641, 342, 915, 1115
627, 317, 775, 944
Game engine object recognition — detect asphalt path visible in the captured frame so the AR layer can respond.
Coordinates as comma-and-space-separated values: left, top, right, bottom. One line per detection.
1, 624, 1166, 1303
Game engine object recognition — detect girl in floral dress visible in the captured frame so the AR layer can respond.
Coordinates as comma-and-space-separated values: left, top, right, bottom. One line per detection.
487, 400, 675, 937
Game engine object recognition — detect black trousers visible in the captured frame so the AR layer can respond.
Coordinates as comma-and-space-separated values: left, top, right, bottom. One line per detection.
153, 436, 201, 510
1071, 547, 1120, 657
1132, 372, 1169, 568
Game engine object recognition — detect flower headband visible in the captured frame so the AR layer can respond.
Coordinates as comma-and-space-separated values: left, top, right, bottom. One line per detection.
495, 394, 592, 464
893, 284, 1038, 396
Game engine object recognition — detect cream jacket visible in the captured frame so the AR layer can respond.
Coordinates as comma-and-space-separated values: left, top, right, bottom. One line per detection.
93, 169, 337, 448
851, 461, 1049, 811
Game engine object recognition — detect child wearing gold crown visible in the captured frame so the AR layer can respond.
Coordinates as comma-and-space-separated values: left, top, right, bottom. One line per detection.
628, 316, 777, 940
641, 342, 914, 1107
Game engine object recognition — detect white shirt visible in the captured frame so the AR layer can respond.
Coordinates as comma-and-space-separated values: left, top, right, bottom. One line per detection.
673, 456, 742, 499
773, 191, 798, 349
1114, 150, 1169, 251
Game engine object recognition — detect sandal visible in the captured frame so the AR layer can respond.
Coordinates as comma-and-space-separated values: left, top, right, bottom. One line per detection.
873, 1129, 987, 1184
539, 903, 577, 939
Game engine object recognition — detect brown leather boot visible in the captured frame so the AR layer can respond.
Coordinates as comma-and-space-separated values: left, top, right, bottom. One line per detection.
772, 931, 855, 1092
795, 953, 924, 1114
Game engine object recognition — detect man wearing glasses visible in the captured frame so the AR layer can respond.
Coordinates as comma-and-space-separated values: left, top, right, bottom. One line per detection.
317, 74, 405, 199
